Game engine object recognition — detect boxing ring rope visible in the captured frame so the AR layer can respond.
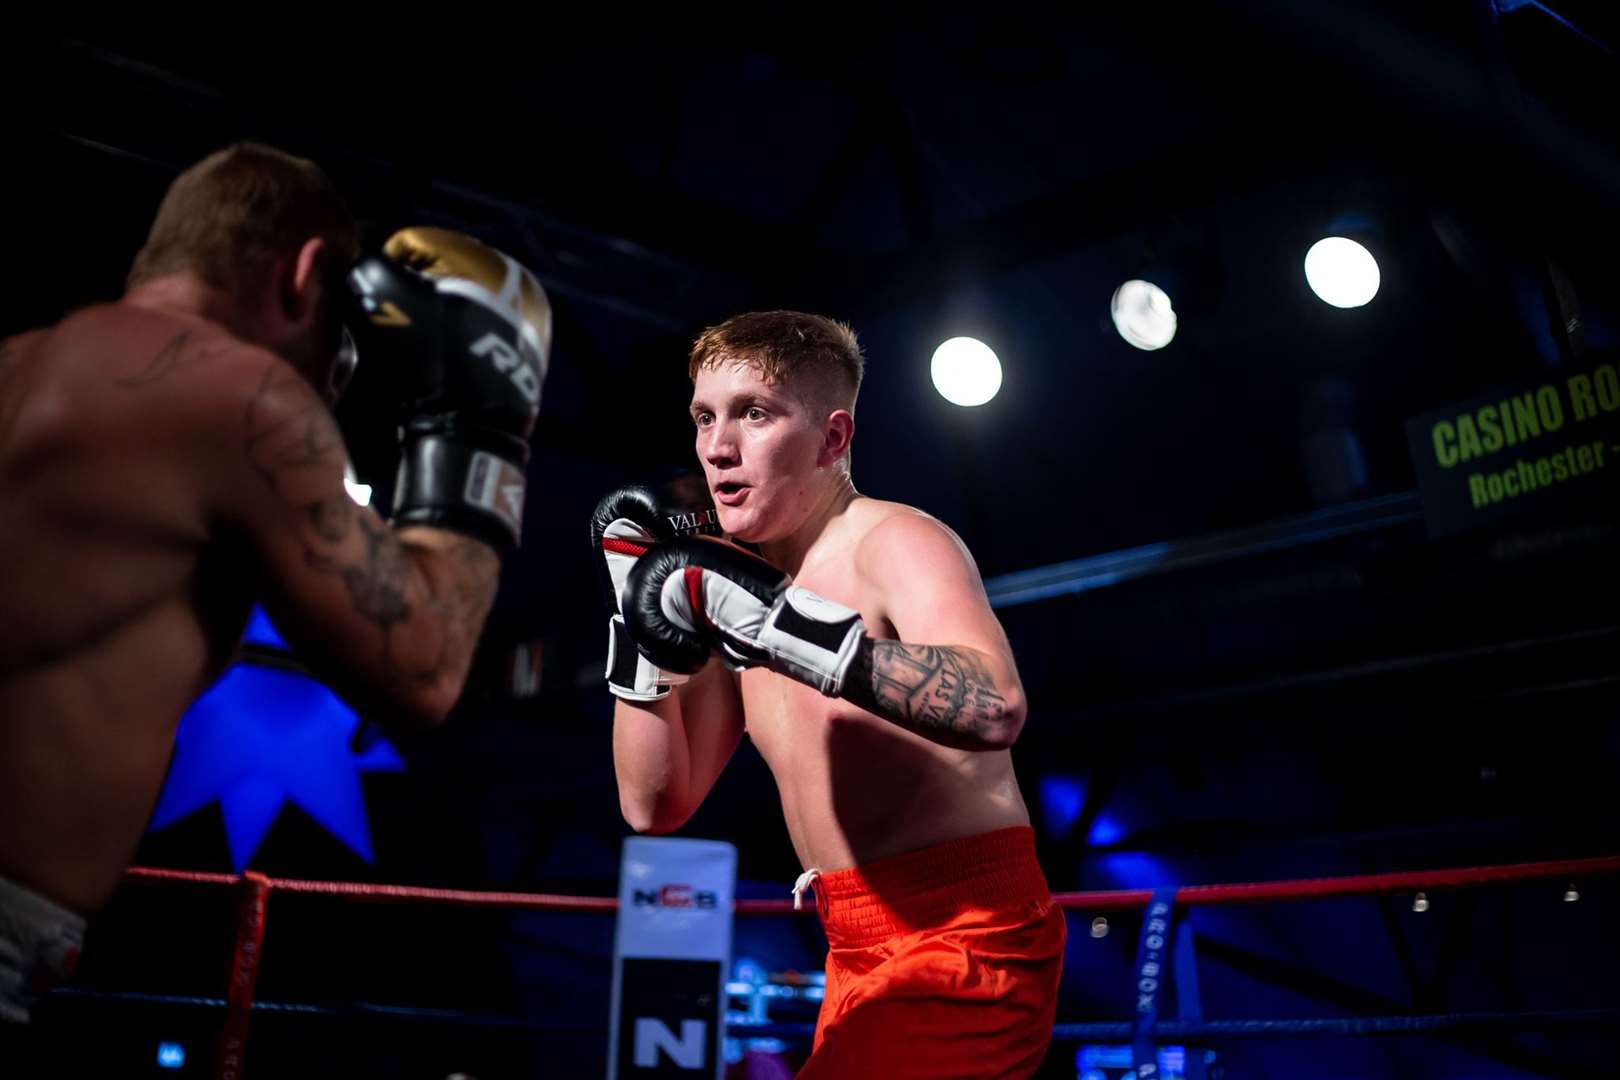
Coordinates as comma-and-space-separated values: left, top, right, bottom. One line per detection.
102, 853, 1620, 1079
125, 851, 1620, 913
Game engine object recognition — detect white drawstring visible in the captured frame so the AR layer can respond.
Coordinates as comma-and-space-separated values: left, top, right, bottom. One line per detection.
791, 868, 822, 911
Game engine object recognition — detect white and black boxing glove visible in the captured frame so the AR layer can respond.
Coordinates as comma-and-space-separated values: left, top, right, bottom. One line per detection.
624, 537, 866, 698
348, 227, 552, 552
589, 481, 723, 701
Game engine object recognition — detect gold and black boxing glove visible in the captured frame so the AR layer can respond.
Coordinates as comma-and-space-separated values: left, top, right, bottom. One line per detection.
347, 227, 552, 552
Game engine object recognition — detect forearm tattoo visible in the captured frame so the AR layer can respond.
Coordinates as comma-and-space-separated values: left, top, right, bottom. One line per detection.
844, 639, 1011, 748
242, 358, 498, 685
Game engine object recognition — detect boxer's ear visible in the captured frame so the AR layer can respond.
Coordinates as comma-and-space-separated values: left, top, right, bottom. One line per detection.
283, 237, 328, 321
819, 410, 854, 468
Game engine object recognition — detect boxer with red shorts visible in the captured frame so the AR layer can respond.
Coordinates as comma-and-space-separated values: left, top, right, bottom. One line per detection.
803, 827, 1065, 1077
599, 311, 1065, 1078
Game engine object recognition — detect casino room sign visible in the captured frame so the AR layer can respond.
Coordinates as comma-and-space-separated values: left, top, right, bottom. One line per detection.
1406, 358, 1620, 539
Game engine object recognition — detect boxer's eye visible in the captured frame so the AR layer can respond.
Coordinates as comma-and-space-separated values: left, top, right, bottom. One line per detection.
746, 407, 767, 421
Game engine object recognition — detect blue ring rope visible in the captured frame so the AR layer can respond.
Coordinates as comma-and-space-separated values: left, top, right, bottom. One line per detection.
49, 988, 1620, 1040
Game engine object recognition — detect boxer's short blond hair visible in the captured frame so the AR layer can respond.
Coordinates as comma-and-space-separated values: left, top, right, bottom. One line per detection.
688, 310, 865, 415
128, 142, 359, 300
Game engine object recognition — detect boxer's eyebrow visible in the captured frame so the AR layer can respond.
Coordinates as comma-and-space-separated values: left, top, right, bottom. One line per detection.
690, 391, 776, 417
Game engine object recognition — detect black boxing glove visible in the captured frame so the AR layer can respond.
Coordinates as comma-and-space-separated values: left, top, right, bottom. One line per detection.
624, 537, 866, 698
590, 479, 722, 701
348, 227, 552, 551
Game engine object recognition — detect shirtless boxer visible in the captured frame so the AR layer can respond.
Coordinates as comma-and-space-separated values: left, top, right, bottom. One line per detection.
0, 143, 550, 1032
595, 312, 1064, 1078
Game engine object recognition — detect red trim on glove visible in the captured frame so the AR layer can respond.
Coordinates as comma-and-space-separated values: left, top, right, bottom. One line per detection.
683, 566, 715, 633
603, 538, 650, 557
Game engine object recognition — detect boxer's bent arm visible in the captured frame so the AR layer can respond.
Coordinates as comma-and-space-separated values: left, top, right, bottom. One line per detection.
842, 639, 1023, 751
212, 352, 498, 726
613, 660, 743, 833
844, 513, 1027, 751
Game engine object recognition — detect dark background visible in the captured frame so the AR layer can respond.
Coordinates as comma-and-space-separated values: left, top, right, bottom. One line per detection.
5, 4, 1620, 1077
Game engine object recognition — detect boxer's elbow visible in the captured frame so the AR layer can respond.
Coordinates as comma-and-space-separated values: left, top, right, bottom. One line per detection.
354, 642, 473, 731
618, 791, 659, 834
406, 681, 461, 729
381, 676, 463, 732
986, 689, 1026, 750
329, 675, 458, 734
620, 791, 691, 836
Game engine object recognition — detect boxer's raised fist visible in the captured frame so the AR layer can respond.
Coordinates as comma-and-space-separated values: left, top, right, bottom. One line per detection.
348, 227, 552, 551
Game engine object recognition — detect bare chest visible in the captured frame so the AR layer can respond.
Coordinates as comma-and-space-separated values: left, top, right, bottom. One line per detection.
738, 564, 890, 762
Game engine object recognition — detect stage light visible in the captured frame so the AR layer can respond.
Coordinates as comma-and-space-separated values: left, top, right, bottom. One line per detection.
157, 1042, 186, 1069
1110, 279, 1176, 350
1039, 777, 1085, 840
1090, 917, 1109, 938
1304, 236, 1380, 308
1412, 892, 1430, 913
930, 337, 1002, 407
1564, 884, 1580, 903
1088, 815, 1125, 846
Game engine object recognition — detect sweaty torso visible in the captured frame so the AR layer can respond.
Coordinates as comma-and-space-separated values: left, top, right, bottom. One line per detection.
738, 498, 1029, 873
0, 307, 254, 913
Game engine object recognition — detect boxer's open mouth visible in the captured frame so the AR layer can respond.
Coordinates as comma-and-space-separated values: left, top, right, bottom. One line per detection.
715, 481, 750, 505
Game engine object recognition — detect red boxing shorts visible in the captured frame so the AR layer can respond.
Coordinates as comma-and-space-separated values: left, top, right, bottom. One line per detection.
798, 826, 1066, 1079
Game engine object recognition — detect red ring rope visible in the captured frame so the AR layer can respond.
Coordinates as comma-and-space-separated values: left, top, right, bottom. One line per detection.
126, 852, 1620, 915
115, 852, 1619, 1080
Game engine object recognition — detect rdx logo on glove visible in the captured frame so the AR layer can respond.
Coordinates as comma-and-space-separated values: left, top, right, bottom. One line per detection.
471, 332, 541, 406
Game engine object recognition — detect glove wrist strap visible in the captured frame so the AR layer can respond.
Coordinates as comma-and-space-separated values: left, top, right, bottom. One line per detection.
393, 431, 527, 551
757, 587, 866, 697
606, 616, 687, 702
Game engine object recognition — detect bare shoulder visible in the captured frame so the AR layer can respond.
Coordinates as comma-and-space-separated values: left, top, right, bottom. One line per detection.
847, 499, 1002, 646
4, 307, 301, 459
65, 308, 345, 501
48, 305, 295, 418
0, 326, 46, 358
852, 499, 978, 581
105, 313, 336, 453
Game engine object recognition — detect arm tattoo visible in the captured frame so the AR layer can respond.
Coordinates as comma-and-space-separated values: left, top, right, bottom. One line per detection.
244, 363, 355, 553
440, 537, 500, 668
244, 361, 499, 685
302, 512, 412, 629
844, 639, 1010, 749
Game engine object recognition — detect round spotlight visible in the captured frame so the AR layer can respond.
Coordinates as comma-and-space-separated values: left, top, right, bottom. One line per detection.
1564, 884, 1580, 903
1090, 917, 1109, 939
1412, 891, 1430, 913
1304, 236, 1380, 308
930, 337, 1003, 407
1110, 280, 1177, 350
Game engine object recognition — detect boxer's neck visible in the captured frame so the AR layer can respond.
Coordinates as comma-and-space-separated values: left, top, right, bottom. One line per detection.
125, 274, 259, 345
760, 470, 859, 576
